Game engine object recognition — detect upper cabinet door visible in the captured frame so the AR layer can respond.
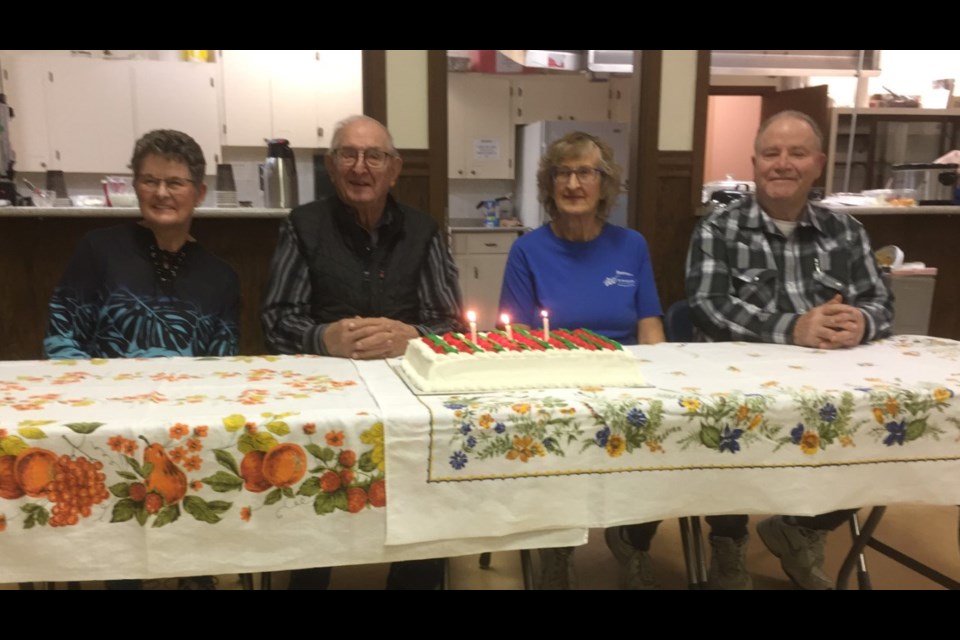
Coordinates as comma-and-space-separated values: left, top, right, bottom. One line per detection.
220, 50, 363, 150
314, 50, 362, 149
448, 73, 513, 179
131, 61, 221, 174
514, 75, 610, 124
1, 55, 53, 172
220, 50, 272, 147
45, 57, 136, 173
271, 50, 322, 148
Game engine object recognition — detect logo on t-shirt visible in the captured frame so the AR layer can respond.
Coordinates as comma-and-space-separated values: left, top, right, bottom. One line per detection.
603, 270, 636, 288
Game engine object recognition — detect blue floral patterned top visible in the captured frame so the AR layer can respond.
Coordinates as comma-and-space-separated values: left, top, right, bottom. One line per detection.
44, 222, 240, 359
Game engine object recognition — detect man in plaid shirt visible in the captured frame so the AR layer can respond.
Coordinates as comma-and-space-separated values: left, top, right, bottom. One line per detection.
685, 110, 894, 590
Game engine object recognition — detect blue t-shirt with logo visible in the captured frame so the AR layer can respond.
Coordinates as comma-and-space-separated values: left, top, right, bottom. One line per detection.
498, 223, 662, 345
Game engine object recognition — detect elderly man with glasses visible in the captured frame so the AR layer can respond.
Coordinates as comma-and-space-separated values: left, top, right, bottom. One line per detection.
262, 115, 462, 589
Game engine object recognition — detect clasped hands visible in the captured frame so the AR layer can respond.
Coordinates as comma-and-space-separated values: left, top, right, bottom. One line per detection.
793, 294, 866, 349
323, 317, 419, 359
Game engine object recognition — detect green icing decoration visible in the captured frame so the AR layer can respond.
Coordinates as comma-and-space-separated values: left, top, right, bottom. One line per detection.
515, 326, 553, 349
426, 334, 457, 354
579, 328, 623, 350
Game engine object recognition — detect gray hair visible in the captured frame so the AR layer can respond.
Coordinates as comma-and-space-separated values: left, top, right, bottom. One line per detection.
131, 129, 206, 185
755, 110, 824, 153
329, 115, 398, 155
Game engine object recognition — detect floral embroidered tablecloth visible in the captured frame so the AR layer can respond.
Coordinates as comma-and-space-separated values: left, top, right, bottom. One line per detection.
379, 335, 960, 546
0, 355, 584, 583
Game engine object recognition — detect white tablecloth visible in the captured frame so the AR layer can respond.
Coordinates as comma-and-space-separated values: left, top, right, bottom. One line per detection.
2, 336, 958, 582
380, 336, 960, 545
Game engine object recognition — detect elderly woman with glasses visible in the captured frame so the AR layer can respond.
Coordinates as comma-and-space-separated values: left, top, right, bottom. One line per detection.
45, 129, 239, 361
499, 131, 665, 590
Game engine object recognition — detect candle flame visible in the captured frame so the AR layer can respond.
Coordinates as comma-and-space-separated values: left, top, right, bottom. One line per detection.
500, 313, 510, 325
540, 309, 549, 318
466, 310, 477, 322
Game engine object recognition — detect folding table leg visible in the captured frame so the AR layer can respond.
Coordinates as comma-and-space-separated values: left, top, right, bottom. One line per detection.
520, 549, 534, 590
679, 517, 709, 589
690, 516, 709, 587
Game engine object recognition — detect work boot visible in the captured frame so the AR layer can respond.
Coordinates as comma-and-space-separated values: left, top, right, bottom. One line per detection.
604, 526, 656, 589
757, 516, 832, 590
537, 547, 576, 590
707, 534, 752, 590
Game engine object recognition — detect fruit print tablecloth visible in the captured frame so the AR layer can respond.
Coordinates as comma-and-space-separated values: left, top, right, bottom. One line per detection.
0, 355, 584, 583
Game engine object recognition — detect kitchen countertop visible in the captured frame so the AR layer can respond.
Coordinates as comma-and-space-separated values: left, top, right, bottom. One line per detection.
448, 217, 529, 232
824, 205, 960, 216
0, 206, 291, 218
697, 204, 960, 217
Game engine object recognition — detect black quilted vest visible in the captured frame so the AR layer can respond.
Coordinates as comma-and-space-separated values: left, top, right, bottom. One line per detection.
288, 195, 437, 324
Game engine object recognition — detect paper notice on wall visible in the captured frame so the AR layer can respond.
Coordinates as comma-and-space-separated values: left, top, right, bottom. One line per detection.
473, 139, 501, 161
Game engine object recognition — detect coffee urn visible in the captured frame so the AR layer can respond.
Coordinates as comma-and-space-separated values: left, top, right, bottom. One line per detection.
263, 139, 298, 208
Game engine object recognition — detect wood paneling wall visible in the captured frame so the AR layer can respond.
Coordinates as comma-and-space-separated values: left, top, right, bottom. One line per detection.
645, 153, 700, 312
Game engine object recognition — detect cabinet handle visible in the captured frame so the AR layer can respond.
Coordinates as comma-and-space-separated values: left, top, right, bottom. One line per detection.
458, 169, 463, 175
484, 243, 497, 247
470, 170, 476, 175
40, 162, 47, 169
209, 77, 214, 88
317, 127, 324, 138
474, 267, 479, 278
55, 150, 61, 160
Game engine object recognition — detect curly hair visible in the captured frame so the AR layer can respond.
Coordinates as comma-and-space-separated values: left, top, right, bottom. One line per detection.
536, 131, 622, 221
131, 129, 206, 185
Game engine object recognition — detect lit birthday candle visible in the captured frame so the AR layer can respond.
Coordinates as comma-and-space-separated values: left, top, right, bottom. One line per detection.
500, 313, 513, 341
467, 310, 477, 344
540, 309, 550, 339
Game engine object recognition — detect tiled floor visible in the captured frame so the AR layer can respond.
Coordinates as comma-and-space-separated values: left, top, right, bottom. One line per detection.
6, 504, 958, 590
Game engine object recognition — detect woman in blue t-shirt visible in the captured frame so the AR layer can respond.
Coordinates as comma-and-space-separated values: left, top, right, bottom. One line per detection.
499, 131, 665, 590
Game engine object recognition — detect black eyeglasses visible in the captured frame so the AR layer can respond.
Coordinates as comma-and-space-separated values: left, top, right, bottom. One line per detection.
332, 147, 396, 169
552, 166, 605, 185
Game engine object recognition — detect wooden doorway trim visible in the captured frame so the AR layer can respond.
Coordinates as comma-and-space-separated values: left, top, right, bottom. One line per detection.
363, 50, 387, 124
427, 51, 448, 228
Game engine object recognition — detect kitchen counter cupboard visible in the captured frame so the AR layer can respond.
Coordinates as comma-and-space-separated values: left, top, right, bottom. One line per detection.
0, 51, 362, 175
447, 72, 633, 180
450, 228, 523, 330
219, 50, 361, 149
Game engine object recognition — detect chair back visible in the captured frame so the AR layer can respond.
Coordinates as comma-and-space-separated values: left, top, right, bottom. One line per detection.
664, 300, 694, 343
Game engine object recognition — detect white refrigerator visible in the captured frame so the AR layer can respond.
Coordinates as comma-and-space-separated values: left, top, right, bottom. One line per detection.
516, 120, 630, 229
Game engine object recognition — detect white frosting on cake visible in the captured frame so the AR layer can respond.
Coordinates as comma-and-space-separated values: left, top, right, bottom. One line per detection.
400, 331, 644, 393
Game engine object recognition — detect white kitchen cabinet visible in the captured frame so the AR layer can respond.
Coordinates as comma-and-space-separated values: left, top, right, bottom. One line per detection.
131, 60, 221, 174
45, 57, 136, 174
513, 75, 610, 125
451, 230, 521, 329
1, 55, 53, 172
220, 50, 273, 147
314, 50, 363, 148
448, 73, 514, 179
220, 50, 362, 149
1, 55, 135, 173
